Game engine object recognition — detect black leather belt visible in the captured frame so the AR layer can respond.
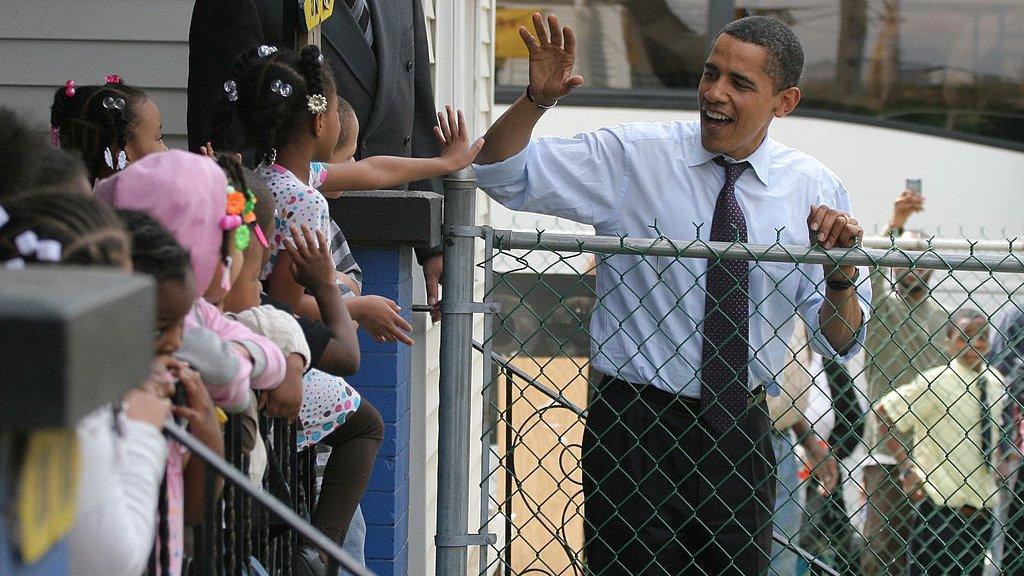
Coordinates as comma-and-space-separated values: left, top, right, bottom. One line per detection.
603, 374, 766, 409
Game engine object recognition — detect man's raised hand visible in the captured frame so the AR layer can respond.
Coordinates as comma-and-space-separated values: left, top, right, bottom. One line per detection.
519, 13, 584, 106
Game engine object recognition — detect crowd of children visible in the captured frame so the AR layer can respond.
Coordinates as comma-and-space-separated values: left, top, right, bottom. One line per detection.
0, 42, 481, 575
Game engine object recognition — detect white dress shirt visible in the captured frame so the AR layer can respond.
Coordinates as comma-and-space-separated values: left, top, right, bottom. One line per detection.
474, 120, 871, 398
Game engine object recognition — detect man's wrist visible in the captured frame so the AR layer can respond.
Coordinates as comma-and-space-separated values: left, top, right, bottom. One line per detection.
525, 85, 558, 109
825, 266, 859, 290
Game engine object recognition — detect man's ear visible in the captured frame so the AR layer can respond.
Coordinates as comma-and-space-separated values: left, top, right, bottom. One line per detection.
774, 86, 801, 118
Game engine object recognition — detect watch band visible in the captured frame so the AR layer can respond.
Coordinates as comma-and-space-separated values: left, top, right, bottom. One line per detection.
526, 86, 557, 110
826, 267, 860, 291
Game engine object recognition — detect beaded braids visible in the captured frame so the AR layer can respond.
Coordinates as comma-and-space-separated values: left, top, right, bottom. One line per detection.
210, 45, 335, 166
0, 191, 130, 268
50, 80, 147, 182
216, 153, 264, 251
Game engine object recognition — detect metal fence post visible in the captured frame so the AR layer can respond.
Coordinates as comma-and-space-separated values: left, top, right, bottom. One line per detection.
436, 167, 478, 575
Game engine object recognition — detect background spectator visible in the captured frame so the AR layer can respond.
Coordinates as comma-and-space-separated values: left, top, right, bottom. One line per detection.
861, 189, 949, 576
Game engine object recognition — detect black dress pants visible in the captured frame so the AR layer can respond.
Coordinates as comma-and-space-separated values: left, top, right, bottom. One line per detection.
581, 377, 776, 576
1004, 477, 1024, 575
907, 499, 992, 576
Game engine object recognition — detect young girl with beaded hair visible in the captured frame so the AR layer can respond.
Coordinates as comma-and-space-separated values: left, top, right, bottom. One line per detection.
210, 44, 480, 343
0, 191, 221, 576
49, 76, 167, 183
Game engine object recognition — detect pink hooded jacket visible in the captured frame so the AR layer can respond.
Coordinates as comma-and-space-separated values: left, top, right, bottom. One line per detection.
96, 150, 284, 411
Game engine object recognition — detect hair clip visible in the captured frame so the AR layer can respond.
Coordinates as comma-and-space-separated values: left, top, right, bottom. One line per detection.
307, 94, 328, 114
317, 53, 325, 65
63, 80, 76, 98
253, 224, 269, 249
104, 74, 122, 85
270, 79, 293, 98
220, 214, 242, 231
104, 148, 127, 170
14, 231, 62, 262
102, 96, 126, 111
223, 80, 238, 102
258, 45, 278, 58
50, 127, 60, 148
260, 148, 278, 167
221, 185, 258, 252
0, 205, 9, 229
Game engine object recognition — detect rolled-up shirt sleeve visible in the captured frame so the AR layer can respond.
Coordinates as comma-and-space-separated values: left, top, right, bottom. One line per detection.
473, 127, 629, 227
796, 181, 872, 360
798, 267, 872, 361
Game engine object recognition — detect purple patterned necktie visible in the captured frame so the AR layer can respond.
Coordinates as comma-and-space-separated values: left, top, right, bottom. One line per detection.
700, 156, 752, 434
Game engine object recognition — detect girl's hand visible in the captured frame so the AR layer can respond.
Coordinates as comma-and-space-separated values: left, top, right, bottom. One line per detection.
260, 353, 304, 422
434, 106, 485, 172
124, 389, 172, 429
141, 356, 178, 398
199, 141, 243, 165
284, 224, 336, 295
348, 295, 415, 346
170, 365, 224, 451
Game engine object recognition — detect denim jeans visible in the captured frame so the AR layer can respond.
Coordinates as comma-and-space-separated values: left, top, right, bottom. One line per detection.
771, 430, 801, 576
339, 505, 366, 575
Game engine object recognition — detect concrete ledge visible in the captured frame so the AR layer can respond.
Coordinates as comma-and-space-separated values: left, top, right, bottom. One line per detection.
0, 267, 154, 429
329, 190, 442, 249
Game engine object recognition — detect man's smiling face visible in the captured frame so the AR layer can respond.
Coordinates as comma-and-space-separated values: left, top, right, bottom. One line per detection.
697, 33, 800, 160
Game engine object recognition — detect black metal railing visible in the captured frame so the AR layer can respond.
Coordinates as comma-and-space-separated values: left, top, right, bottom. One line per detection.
162, 420, 373, 576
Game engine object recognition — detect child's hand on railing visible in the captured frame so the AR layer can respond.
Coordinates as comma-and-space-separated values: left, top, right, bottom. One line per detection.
348, 295, 415, 346
259, 353, 305, 422
170, 363, 224, 453
124, 389, 172, 429
434, 105, 485, 172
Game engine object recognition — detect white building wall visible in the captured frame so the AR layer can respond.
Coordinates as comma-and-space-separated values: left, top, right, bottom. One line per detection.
0, 0, 193, 150
410, 0, 495, 574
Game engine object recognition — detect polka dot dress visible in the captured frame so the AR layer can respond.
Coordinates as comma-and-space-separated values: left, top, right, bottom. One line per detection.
298, 368, 361, 451
257, 163, 334, 280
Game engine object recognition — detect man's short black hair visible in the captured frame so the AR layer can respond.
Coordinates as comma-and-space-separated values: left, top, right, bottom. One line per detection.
719, 16, 804, 92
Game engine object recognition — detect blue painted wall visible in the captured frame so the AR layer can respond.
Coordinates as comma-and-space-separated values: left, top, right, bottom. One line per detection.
348, 247, 414, 576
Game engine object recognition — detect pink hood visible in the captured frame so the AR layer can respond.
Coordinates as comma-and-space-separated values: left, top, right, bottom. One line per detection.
95, 150, 226, 293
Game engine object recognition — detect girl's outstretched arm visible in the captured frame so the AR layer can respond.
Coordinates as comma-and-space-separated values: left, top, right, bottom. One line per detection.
318, 107, 483, 197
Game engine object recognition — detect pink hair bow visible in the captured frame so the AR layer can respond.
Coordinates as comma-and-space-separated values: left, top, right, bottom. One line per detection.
104, 74, 122, 85
63, 80, 76, 98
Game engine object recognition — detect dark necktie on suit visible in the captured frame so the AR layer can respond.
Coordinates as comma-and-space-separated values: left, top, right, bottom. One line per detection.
700, 156, 752, 434
978, 375, 994, 470
345, 0, 374, 47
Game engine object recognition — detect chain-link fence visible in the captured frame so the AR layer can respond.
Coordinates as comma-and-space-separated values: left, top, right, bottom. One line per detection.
438, 224, 1024, 576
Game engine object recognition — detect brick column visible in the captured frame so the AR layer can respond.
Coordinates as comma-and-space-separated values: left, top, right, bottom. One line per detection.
330, 190, 442, 576
348, 247, 413, 576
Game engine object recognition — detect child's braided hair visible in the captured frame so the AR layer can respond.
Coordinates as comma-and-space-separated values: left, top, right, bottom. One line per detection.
50, 80, 147, 182
210, 45, 334, 166
0, 191, 129, 267
117, 209, 191, 285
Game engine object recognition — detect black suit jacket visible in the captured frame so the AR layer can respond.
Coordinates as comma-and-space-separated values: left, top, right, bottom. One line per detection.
187, 0, 296, 155
320, 0, 440, 194
188, 0, 442, 255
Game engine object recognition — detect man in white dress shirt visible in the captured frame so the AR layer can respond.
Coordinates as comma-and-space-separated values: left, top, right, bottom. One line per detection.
473, 13, 870, 575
